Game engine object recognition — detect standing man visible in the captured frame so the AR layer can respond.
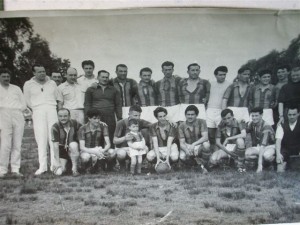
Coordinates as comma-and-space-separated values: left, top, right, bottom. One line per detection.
23, 64, 63, 175
206, 66, 231, 150
276, 106, 300, 172
222, 67, 253, 122
137, 67, 157, 107
113, 64, 138, 107
51, 72, 63, 86
0, 68, 27, 178
155, 61, 181, 107
51, 108, 81, 176
58, 67, 85, 124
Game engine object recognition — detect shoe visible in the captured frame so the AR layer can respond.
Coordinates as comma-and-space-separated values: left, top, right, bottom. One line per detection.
72, 170, 80, 177
11, 172, 24, 178
34, 169, 47, 176
238, 168, 246, 173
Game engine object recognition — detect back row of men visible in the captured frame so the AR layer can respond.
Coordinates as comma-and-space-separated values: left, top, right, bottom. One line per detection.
0, 60, 299, 177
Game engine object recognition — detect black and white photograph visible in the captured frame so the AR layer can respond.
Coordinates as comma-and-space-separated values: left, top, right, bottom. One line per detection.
0, 8, 300, 225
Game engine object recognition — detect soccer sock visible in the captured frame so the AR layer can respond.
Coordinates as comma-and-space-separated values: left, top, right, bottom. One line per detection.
130, 164, 136, 174
236, 147, 245, 168
137, 163, 142, 174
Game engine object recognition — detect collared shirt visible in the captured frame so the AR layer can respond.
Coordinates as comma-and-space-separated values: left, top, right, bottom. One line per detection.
114, 118, 152, 148
150, 122, 176, 147
155, 76, 181, 106
250, 84, 277, 109
137, 81, 156, 106
246, 120, 275, 146
58, 81, 84, 109
276, 120, 298, 139
278, 81, 300, 108
0, 84, 26, 110
78, 122, 109, 148
23, 77, 62, 109
216, 118, 244, 144
112, 78, 138, 107
207, 80, 231, 109
178, 78, 210, 104
223, 82, 252, 108
51, 119, 81, 146
178, 118, 208, 144
84, 85, 122, 120
77, 75, 98, 92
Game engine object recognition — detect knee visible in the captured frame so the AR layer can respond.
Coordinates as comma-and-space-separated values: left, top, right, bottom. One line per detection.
69, 142, 79, 157
170, 153, 179, 162
116, 149, 127, 161
80, 152, 91, 163
107, 149, 116, 159
245, 148, 253, 159
236, 138, 245, 149
263, 150, 275, 162
146, 150, 156, 162
179, 150, 186, 161
203, 142, 211, 152
210, 152, 219, 164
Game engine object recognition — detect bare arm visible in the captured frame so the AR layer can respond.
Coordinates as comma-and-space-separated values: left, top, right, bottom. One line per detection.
278, 103, 284, 124
103, 136, 111, 152
275, 138, 284, 164
192, 131, 208, 146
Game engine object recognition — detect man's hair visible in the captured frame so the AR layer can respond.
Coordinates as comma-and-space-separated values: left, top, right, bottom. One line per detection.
51, 72, 62, 76
116, 64, 127, 71
87, 108, 101, 119
291, 63, 300, 72
58, 108, 70, 116
153, 107, 168, 118
221, 108, 234, 118
287, 105, 299, 113
98, 70, 110, 76
185, 105, 199, 116
129, 105, 142, 113
258, 69, 272, 77
276, 64, 290, 72
81, 60, 95, 69
0, 68, 11, 75
32, 64, 44, 72
214, 66, 228, 75
187, 63, 200, 71
140, 67, 152, 76
238, 67, 252, 74
128, 118, 139, 127
161, 61, 174, 69
251, 107, 263, 114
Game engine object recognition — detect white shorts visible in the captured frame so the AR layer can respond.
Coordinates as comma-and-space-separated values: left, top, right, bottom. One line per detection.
250, 108, 274, 126
128, 142, 147, 157
227, 107, 250, 123
206, 108, 222, 128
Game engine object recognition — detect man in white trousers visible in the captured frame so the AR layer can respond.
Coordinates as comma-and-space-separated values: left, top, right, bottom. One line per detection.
24, 64, 63, 176
0, 68, 27, 178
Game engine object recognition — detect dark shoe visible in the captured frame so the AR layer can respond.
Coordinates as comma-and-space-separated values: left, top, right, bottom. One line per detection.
11, 172, 24, 178
72, 170, 80, 177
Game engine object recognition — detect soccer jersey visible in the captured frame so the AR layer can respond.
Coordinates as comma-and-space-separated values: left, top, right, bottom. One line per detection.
155, 76, 181, 106
150, 122, 176, 147
223, 82, 252, 108
78, 122, 109, 148
207, 80, 231, 109
250, 84, 277, 109
112, 78, 138, 107
51, 119, 81, 146
137, 81, 156, 106
178, 118, 208, 144
246, 120, 275, 147
216, 118, 244, 144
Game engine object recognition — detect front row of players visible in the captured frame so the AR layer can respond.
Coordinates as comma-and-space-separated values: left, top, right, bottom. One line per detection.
51, 104, 300, 176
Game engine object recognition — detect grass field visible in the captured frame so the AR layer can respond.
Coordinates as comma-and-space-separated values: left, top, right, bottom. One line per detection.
0, 127, 300, 225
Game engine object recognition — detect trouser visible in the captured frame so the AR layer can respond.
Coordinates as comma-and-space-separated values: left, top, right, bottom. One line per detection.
98, 109, 116, 148
0, 109, 25, 174
70, 109, 84, 125
32, 106, 59, 171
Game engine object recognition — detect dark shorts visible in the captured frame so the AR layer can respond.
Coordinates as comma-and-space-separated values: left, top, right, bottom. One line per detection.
59, 146, 70, 160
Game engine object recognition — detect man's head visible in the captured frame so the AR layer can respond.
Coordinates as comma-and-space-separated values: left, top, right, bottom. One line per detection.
250, 107, 263, 124
290, 66, 300, 83
128, 119, 139, 133
116, 64, 128, 80
276, 65, 290, 81
237, 67, 251, 83
57, 108, 71, 125
98, 70, 110, 86
32, 64, 46, 82
81, 60, 95, 77
87, 108, 101, 126
0, 68, 11, 86
287, 106, 299, 124
140, 67, 152, 83
185, 105, 199, 123
214, 66, 228, 83
51, 72, 63, 86
66, 68, 78, 84
221, 108, 234, 126
161, 61, 174, 78
187, 63, 201, 80
128, 105, 142, 120
153, 107, 168, 124
258, 69, 272, 85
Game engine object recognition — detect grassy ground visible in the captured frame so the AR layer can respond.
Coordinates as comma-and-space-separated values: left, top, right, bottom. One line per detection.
0, 127, 300, 225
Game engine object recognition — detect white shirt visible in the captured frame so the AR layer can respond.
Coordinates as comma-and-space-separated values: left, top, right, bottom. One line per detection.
275, 120, 298, 139
0, 84, 26, 110
207, 80, 231, 109
77, 75, 98, 93
23, 77, 62, 109
58, 81, 84, 109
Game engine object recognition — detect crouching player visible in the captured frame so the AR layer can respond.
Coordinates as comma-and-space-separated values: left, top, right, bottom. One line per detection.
209, 109, 246, 171
147, 107, 179, 168
51, 108, 81, 176
78, 109, 116, 173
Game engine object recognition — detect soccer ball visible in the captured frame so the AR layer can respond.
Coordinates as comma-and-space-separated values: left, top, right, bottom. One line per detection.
155, 161, 171, 174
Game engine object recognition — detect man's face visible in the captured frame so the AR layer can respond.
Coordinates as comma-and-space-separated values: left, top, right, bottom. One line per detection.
66, 69, 77, 84
277, 68, 289, 81
251, 112, 262, 124
215, 71, 226, 83
260, 73, 271, 85
58, 110, 70, 125
98, 72, 109, 85
129, 110, 141, 120
162, 66, 174, 78
116, 66, 128, 80
0, 73, 10, 86
287, 109, 299, 124
33, 66, 46, 81
187, 66, 200, 80
88, 116, 100, 126
238, 70, 250, 83
157, 111, 167, 124
83, 65, 94, 76
140, 71, 152, 83
291, 69, 300, 83
222, 113, 234, 126
51, 73, 63, 85
185, 110, 197, 123
129, 124, 139, 133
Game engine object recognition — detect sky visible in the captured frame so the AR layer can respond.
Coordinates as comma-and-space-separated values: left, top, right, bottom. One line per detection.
29, 9, 300, 82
